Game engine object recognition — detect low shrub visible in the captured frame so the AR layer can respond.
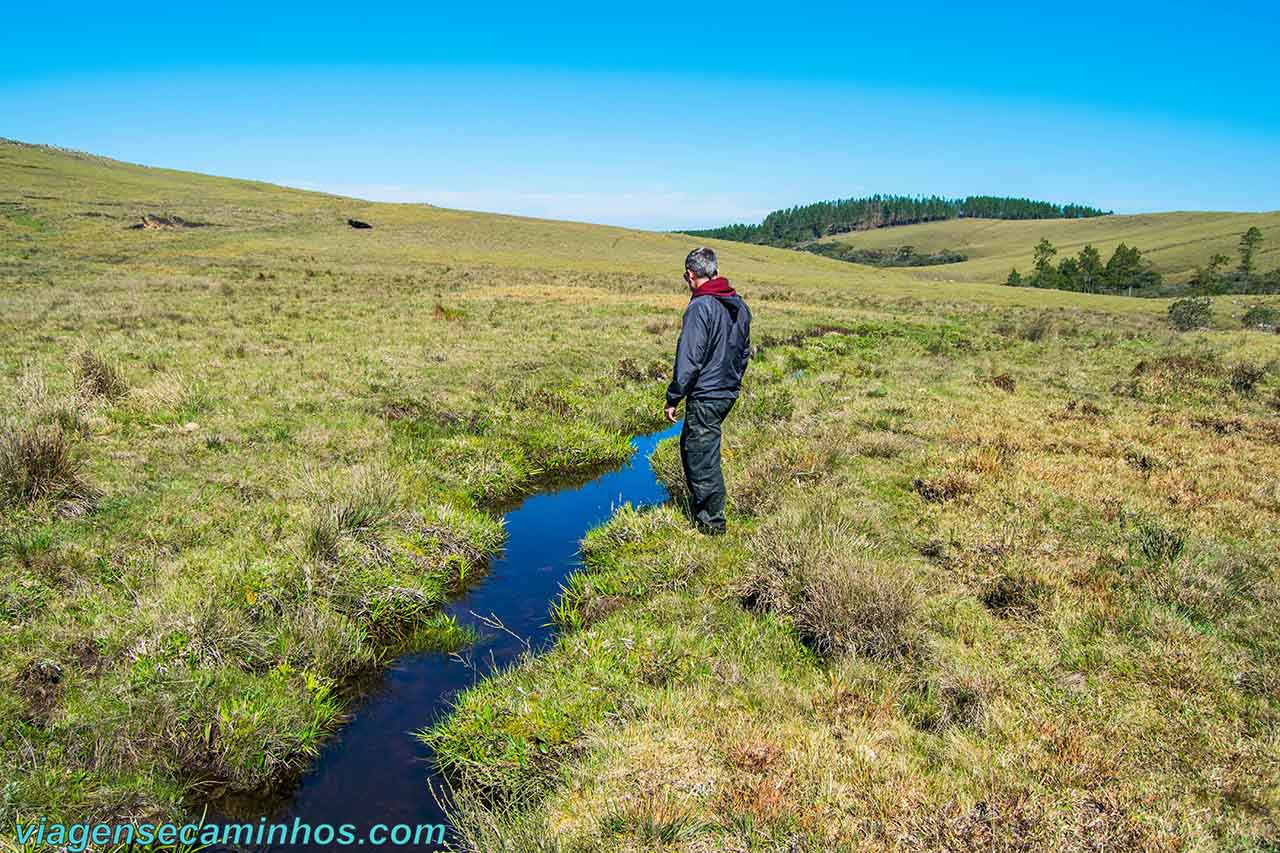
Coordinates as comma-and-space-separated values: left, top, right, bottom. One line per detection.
1242, 303, 1278, 330
913, 473, 975, 503
1019, 314, 1053, 342
730, 435, 841, 517
1167, 297, 1212, 332
991, 373, 1016, 393
1229, 361, 1268, 396
615, 357, 667, 384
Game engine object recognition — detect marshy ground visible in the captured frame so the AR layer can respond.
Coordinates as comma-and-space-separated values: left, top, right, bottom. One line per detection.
2, 139, 1279, 850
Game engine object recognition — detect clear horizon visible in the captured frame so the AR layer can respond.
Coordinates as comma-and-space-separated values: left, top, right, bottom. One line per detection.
5, 2, 1278, 230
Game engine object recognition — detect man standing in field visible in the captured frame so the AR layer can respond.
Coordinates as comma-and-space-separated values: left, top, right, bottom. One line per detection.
664, 247, 752, 535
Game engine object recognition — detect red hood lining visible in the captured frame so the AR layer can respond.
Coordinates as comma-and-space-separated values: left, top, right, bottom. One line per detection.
691, 276, 737, 299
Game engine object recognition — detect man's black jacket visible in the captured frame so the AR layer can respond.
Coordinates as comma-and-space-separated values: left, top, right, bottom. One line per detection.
666, 277, 752, 407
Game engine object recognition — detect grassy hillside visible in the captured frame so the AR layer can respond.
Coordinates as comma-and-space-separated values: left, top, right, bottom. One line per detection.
3, 139, 1279, 850
821, 212, 1280, 284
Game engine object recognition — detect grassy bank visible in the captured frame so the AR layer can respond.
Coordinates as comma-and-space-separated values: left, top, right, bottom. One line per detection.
425, 314, 1280, 850
3, 140, 1279, 845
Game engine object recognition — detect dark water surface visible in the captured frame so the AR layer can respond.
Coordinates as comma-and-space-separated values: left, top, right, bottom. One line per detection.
218, 424, 680, 850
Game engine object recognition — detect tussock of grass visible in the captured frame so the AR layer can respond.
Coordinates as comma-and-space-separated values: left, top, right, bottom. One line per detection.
0, 421, 95, 514
300, 466, 398, 563
728, 430, 842, 516
980, 567, 1049, 618
554, 504, 703, 631
742, 502, 921, 660
127, 372, 195, 415
913, 471, 976, 503
73, 348, 128, 401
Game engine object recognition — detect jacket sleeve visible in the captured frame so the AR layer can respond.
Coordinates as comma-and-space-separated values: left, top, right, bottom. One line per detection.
666, 302, 708, 406
738, 304, 753, 377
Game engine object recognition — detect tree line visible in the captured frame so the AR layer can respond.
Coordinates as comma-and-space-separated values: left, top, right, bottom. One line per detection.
1005, 227, 1277, 296
682, 194, 1111, 247
804, 242, 967, 268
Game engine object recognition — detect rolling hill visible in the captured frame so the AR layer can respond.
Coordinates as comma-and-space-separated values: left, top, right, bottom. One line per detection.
820, 211, 1280, 283
1, 139, 1177, 314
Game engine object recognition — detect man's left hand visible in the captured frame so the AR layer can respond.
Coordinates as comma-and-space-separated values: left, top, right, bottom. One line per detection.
664, 405, 679, 424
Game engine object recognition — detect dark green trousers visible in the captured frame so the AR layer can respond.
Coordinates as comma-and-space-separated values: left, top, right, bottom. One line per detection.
680, 396, 735, 533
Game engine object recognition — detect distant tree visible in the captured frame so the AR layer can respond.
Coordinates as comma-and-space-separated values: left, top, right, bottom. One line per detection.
1077, 244, 1104, 293
1026, 238, 1057, 288
1006, 268, 1024, 286
1057, 256, 1081, 291
1032, 239, 1057, 275
1104, 243, 1161, 293
1191, 252, 1232, 294
1239, 227, 1263, 274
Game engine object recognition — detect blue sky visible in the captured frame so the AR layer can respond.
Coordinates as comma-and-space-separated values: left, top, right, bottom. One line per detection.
4, 2, 1278, 229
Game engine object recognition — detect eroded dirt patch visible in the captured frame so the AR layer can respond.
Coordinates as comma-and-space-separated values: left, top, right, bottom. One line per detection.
16, 660, 63, 726
127, 214, 207, 230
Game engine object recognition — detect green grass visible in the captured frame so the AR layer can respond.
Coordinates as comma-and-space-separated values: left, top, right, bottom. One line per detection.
3, 138, 1279, 847
820, 212, 1280, 284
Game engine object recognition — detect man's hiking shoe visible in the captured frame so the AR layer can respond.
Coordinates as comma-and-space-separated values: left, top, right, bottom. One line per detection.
696, 522, 726, 536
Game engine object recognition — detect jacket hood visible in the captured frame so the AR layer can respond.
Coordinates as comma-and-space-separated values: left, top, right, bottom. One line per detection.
691, 276, 737, 299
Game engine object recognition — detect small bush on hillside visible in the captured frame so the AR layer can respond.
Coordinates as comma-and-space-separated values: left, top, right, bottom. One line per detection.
1019, 313, 1053, 342
0, 422, 95, 514
74, 349, 128, 400
1229, 361, 1268, 396
913, 473, 975, 504
1242, 303, 1278, 330
1167, 297, 1212, 332
1134, 352, 1222, 380
615, 357, 667, 384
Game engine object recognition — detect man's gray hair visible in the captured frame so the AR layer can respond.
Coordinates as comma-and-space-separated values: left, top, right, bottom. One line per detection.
685, 247, 718, 279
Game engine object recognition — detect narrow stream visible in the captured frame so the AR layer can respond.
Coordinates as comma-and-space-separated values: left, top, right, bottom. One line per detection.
220, 423, 680, 850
